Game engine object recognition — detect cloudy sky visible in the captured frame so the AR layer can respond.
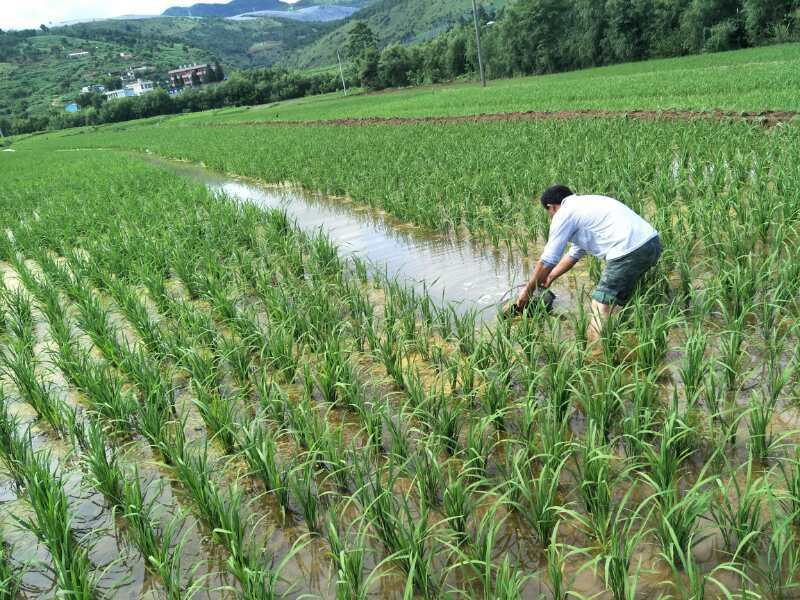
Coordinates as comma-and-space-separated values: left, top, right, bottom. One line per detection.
1, 0, 298, 30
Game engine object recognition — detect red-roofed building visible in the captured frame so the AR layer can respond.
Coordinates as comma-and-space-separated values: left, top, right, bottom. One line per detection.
169, 64, 211, 87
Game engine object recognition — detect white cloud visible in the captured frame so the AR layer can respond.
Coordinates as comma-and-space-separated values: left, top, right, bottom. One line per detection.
1, 0, 298, 30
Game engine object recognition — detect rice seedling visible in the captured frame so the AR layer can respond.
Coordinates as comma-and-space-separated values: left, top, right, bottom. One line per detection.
717, 303, 750, 392
660, 527, 745, 600
572, 422, 616, 544
458, 495, 512, 600
9, 444, 98, 598
629, 300, 678, 373
240, 418, 291, 509
598, 490, 649, 600
509, 451, 566, 545
288, 458, 325, 533
260, 322, 300, 383
426, 393, 462, 456
710, 460, 769, 558
315, 334, 359, 407
679, 326, 710, 404
0, 525, 23, 600
462, 418, 494, 484
327, 515, 369, 600
412, 443, 445, 507
192, 386, 241, 455
442, 469, 474, 544
480, 373, 511, 429
747, 390, 781, 462
752, 501, 800, 600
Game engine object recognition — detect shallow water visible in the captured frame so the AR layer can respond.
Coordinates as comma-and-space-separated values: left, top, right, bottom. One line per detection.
144, 156, 584, 318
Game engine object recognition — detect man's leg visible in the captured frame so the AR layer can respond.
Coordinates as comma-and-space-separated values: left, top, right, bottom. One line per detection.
587, 298, 615, 348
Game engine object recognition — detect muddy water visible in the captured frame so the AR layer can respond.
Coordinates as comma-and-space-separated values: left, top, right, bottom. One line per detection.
144, 156, 585, 318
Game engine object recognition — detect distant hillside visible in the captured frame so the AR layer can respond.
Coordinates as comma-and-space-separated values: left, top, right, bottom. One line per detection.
163, 0, 375, 18
232, 6, 361, 23
164, 0, 287, 17
62, 17, 335, 69
0, 31, 210, 123
289, 0, 507, 68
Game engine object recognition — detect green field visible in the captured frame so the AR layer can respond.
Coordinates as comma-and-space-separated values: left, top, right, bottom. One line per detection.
3, 45, 800, 598
116, 42, 799, 128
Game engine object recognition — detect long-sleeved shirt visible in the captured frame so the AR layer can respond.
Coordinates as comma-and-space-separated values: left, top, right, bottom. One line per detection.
540, 194, 658, 267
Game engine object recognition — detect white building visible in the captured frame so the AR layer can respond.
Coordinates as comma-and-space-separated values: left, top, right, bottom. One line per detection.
67, 51, 90, 59
81, 84, 107, 94
104, 80, 155, 100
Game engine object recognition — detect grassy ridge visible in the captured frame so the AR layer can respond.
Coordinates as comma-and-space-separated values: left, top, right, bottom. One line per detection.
175, 43, 800, 123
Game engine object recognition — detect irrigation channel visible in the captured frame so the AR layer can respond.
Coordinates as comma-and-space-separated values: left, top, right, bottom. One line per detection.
145, 155, 585, 318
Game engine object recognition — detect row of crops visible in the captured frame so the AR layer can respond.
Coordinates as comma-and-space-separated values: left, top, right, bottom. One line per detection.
2, 116, 800, 599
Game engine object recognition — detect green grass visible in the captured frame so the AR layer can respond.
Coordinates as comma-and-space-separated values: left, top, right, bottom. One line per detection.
173, 42, 800, 123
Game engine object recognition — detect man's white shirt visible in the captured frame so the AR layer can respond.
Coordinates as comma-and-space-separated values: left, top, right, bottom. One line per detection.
540, 194, 658, 267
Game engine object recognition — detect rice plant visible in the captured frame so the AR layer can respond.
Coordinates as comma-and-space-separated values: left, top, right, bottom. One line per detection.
327, 514, 369, 599
0, 525, 23, 600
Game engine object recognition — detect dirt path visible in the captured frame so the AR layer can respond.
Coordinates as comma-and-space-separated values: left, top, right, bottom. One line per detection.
204, 108, 799, 128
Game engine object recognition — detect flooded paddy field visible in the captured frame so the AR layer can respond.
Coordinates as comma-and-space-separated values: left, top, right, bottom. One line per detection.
3, 117, 800, 600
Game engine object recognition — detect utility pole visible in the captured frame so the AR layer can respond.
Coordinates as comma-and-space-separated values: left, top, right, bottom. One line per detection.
471, 0, 486, 87
337, 49, 348, 96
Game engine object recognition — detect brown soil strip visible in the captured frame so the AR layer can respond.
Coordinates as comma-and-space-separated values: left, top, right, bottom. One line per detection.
202, 109, 799, 129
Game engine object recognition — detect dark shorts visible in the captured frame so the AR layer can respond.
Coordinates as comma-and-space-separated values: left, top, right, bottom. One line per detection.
591, 236, 662, 306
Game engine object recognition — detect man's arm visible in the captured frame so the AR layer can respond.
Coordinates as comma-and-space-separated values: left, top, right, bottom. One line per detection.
515, 211, 575, 309
515, 260, 554, 308
544, 254, 578, 287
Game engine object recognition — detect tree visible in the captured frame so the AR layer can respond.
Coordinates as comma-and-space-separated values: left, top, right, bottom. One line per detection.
445, 34, 468, 78
102, 76, 122, 91
603, 0, 652, 63
378, 44, 412, 88
346, 22, 381, 88
39, 24, 50, 33
359, 47, 382, 90
190, 71, 201, 87
347, 21, 378, 59
500, 0, 570, 75
679, 0, 744, 52
568, 0, 608, 67
743, 0, 796, 42
214, 60, 225, 82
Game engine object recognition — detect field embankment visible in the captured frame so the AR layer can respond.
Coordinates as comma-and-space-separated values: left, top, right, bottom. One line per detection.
167, 43, 800, 125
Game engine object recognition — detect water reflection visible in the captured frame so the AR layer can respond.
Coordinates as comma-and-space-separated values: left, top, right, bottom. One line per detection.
147, 157, 578, 317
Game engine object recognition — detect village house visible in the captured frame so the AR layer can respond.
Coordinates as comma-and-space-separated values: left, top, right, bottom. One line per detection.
105, 80, 155, 100
81, 84, 107, 94
169, 64, 211, 87
67, 51, 90, 59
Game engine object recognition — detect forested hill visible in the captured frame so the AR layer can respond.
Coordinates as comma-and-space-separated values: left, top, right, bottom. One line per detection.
288, 0, 508, 68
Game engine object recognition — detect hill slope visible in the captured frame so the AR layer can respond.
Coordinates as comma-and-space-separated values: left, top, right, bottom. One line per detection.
163, 0, 375, 17
164, 0, 287, 17
61, 17, 334, 69
289, 0, 507, 68
0, 31, 210, 123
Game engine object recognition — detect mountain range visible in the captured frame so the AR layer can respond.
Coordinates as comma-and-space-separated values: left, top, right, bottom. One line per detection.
162, 0, 372, 18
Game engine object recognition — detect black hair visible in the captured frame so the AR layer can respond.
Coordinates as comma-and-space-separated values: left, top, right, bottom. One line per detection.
540, 185, 573, 208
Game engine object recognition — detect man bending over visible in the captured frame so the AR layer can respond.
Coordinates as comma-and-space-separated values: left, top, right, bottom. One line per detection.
513, 185, 661, 343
